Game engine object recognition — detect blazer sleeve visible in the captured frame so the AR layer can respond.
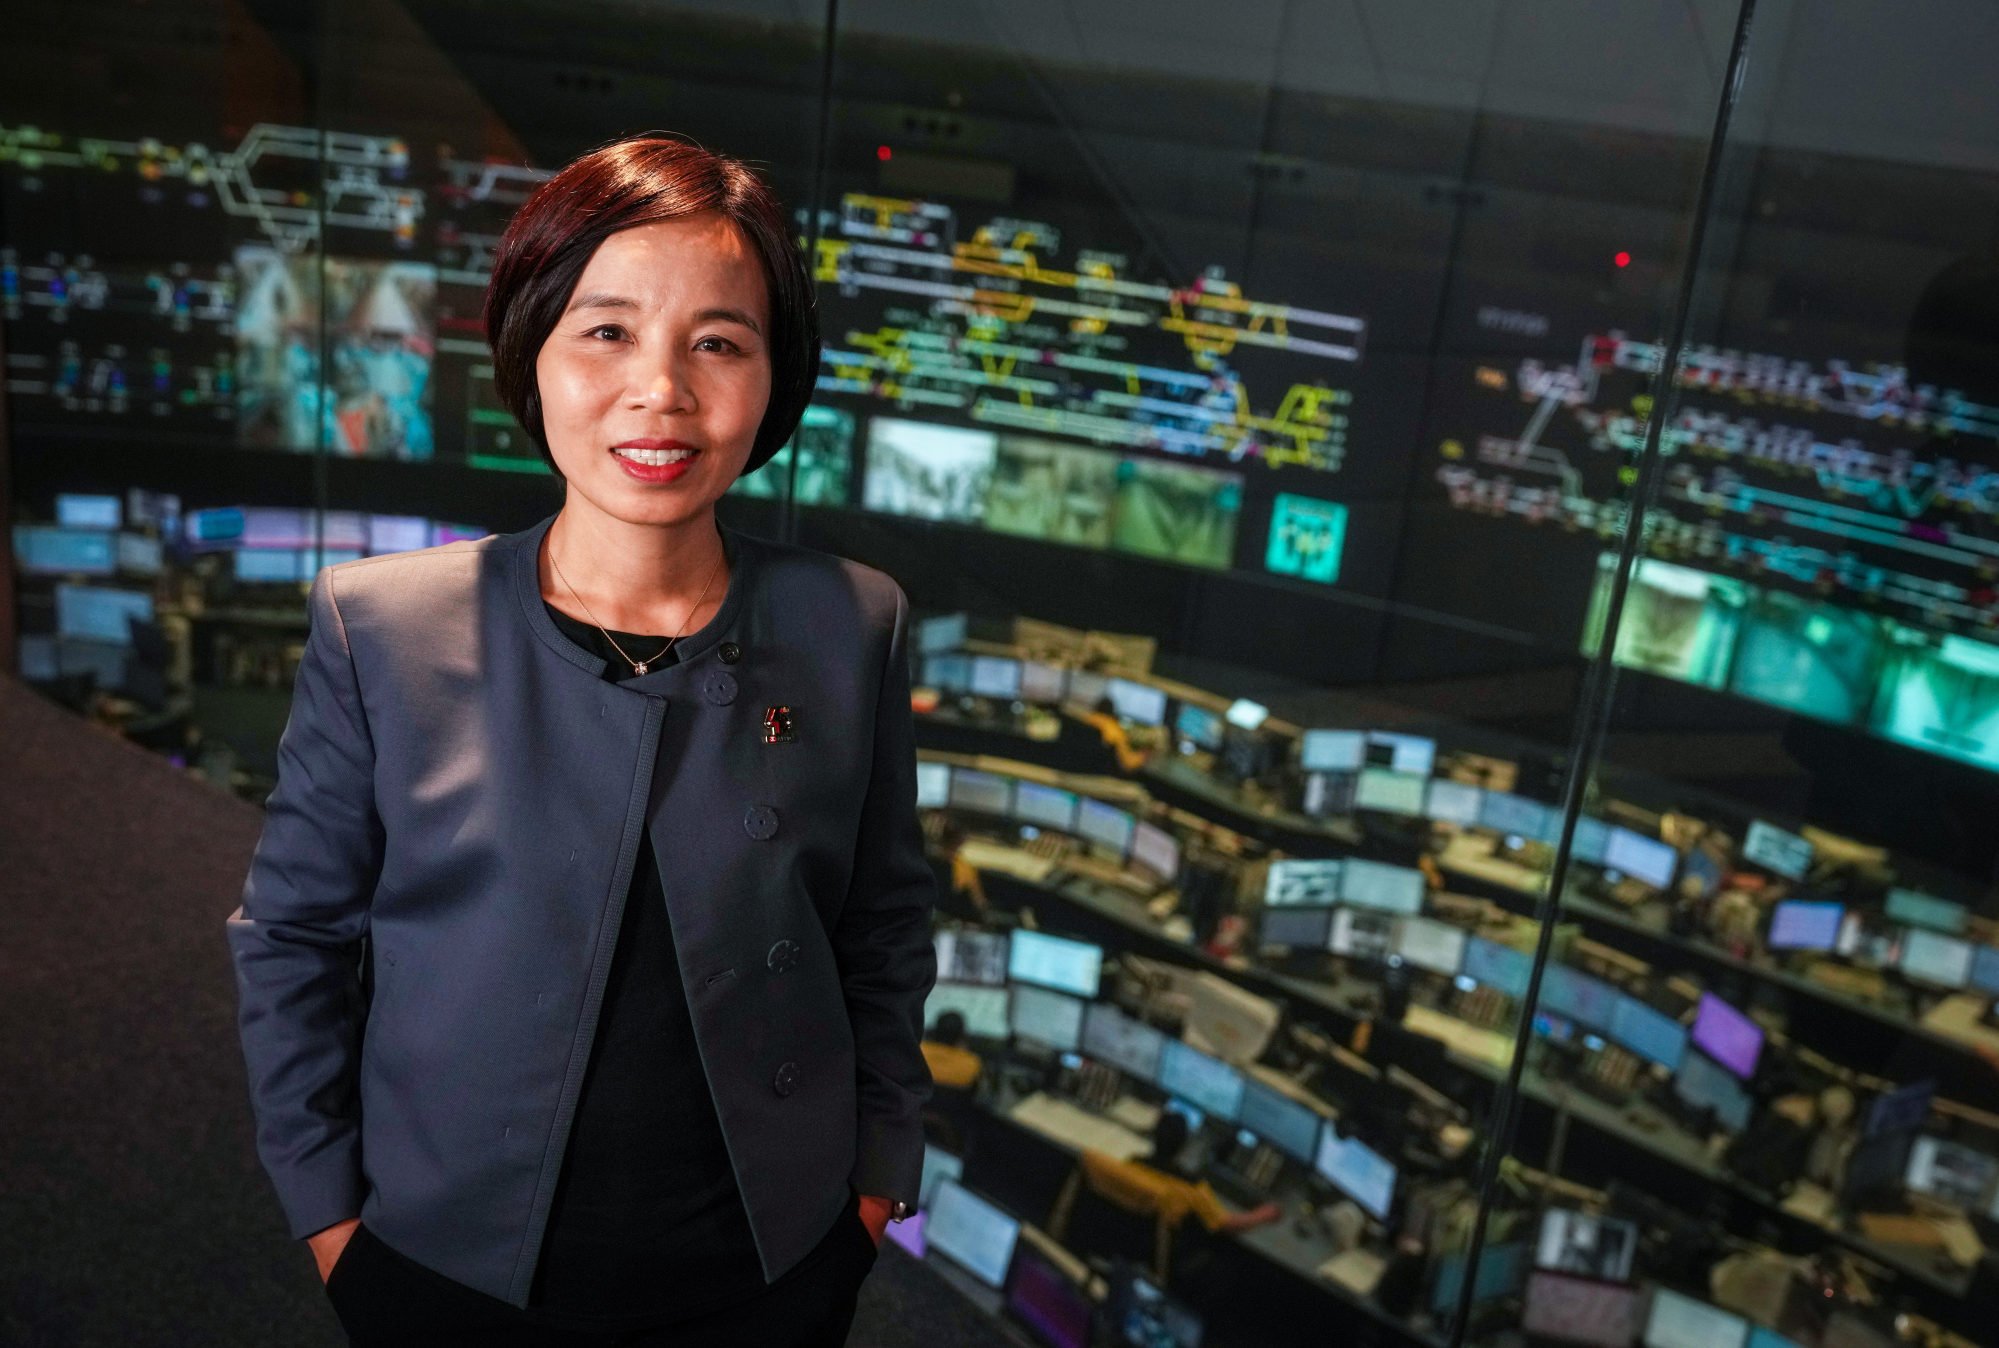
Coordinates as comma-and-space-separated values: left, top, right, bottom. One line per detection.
224, 565, 382, 1240
835, 578, 939, 1204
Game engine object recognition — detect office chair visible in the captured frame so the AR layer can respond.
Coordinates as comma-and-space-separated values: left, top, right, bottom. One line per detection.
1047, 1151, 1179, 1288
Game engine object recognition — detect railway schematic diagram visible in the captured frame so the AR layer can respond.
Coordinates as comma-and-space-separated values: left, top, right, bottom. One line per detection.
815, 193, 1365, 476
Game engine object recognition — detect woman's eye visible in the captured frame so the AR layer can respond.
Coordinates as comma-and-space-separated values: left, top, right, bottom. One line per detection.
695, 335, 741, 354
586, 324, 626, 341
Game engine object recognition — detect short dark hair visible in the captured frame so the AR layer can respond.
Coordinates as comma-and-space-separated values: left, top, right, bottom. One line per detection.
931, 1011, 968, 1046
483, 133, 819, 480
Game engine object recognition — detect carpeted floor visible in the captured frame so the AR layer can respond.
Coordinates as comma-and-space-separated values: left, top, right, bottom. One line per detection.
0, 675, 1012, 1347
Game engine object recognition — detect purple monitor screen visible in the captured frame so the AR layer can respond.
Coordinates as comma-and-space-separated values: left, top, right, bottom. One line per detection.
1007, 1251, 1093, 1348
885, 1209, 926, 1258
1768, 900, 1843, 952
1690, 993, 1762, 1080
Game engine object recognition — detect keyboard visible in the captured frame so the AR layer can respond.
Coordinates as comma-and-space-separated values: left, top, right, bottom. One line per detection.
1008, 1091, 1151, 1160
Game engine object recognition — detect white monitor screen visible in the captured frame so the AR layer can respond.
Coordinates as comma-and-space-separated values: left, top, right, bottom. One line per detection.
1366, 731, 1436, 775
1076, 798, 1136, 856
1157, 1040, 1245, 1121
1643, 1288, 1749, 1348
54, 583, 155, 644
934, 930, 1010, 986
1106, 678, 1167, 725
1900, 929, 1974, 988
1885, 888, 1968, 935
1605, 828, 1677, 889
1238, 1081, 1323, 1163
1300, 729, 1366, 772
57, 493, 122, 529
1395, 917, 1467, 976
1313, 1130, 1396, 1220
1225, 698, 1269, 730
1743, 820, 1813, 880
1265, 859, 1343, 907
1904, 1135, 1999, 1209
949, 768, 1014, 816
920, 1145, 964, 1208
1260, 906, 1335, 950
1130, 822, 1180, 882
1019, 660, 1067, 702
1065, 670, 1109, 709
1330, 908, 1395, 961
365, 514, 432, 554
1479, 792, 1556, 843
1013, 781, 1079, 832
970, 655, 1022, 699
1009, 985, 1085, 1051
916, 762, 952, 809
1768, 900, 1844, 951
925, 982, 1011, 1039
1426, 780, 1485, 826
1535, 1208, 1638, 1281
1340, 859, 1425, 915
926, 1179, 1021, 1289
1607, 996, 1688, 1071
1007, 929, 1103, 998
1082, 1003, 1168, 1082
1355, 769, 1427, 816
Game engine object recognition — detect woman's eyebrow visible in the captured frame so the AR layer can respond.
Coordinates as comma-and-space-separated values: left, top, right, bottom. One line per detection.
695, 306, 763, 335
565, 291, 640, 314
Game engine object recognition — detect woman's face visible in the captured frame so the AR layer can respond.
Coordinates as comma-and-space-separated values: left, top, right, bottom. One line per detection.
535, 213, 772, 529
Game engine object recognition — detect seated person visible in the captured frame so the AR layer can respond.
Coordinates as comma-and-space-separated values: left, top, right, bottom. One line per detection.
1082, 1111, 1281, 1236
1080, 702, 1150, 774
921, 1010, 984, 1091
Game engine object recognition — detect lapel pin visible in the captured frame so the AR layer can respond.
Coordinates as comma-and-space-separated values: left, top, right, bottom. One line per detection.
762, 705, 796, 744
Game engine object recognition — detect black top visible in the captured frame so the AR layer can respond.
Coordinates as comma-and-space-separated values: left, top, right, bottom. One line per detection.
524, 597, 766, 1330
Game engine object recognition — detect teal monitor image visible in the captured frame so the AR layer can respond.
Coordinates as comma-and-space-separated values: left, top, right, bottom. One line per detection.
1728, 592, 1884, 726
1013, 782, 1080, 833
1743, 820, 1813, 880
1265, 859, 1343, 907
949, 768, 1014, 817
861, 417, 997, 523
1463, 936, 1534, 999
56, 493, 122, 529
920, 1145, 964, 1209
1007, 930, 1104, 999
1313, 1129, 1396, 1221
1642, 1288, 1749, 1348
1871, 630, 1999, 773
1010, 985, 1086, 1051
1899, 929, 1974, 988
15, 525, 116, 576
1158, 1041, 1246, 1122
1077, 798, 1137, 857
1340, 859, 1425, 915
1300, 730, 1366, 772
1238, 1080, 1324, 1163
1081, 1003, 1168, 1082
1355, 768, 1427, 816
1264, 493, 1348, 584
916, 762, 951, 809
1175, 703, 1225, 750
1430, 1242, 1528, 1316
925, 1179, 1021, 1290
1607, 995, 1688, 1071
926, 982, 1011, 1040
1885, 888, 1968, 935
1426, 779, 1485, 827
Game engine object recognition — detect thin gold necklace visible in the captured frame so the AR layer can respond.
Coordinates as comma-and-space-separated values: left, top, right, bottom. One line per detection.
548, 535, 724, 676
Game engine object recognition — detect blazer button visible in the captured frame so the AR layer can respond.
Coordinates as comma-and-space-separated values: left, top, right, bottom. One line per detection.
744, 805, 779, 840
703, 671, 738, 706
767, 938, 800, 973
719, 641, 742, 664
773, 1061, 801, 1097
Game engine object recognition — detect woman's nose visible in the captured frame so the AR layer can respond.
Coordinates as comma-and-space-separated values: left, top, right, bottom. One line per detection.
632, 357, 694, 412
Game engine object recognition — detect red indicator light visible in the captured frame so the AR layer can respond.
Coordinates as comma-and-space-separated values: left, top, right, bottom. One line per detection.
876, 145, 893, 161
1614, 251, 1632, 268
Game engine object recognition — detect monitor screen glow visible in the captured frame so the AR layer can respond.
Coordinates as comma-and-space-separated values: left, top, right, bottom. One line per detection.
1885, 888, 1968, 935
1130, 822, 1180, 882
1522, 1272, 1642, 1348
916, 762, 952, 809
970, 655, 1022, 699
54, 583, 155, 644
1225, 698, 1269, 730
1312, 1129, 1396, 1220
1899, 929, 1974, 988
1674, 1049, 1754, 1132
916, 612, 969, 654
1425, 779, 1485, 826
1158, 1041, 1245, 1122
1106, 678, 1167, 725
1076, 798, 1136, 856
1082, 1003, 1168, 1082
1008, 1250, 1094, 1348
1768, 900, 1844, 952
1690, 994, 1763, 1079
1743, 820, 1813, 880
1264, 859, 1343, 907
1019, 660, 1067, 702
1540, 967, 1619, 1030
925, 982, 1011, 1039
926, 1180, 1020, 1290
1330, 908, 1395, 961
14, 525, 116, 576
1607, 996, 1688, 1071
949, 768, 1013, 816
1300, 729, 1366, 772
1480, 792, 1555, 842
1367, 731, 1436, 775
1643, 1288, 1749, 1348
920, 1145, 964, 1208
1259, 906, 1335, 950
1013, 781, 1080, 832
1535, 1208, 1637, 1281
1605, 828, 1677, 888
1355, 768, 1427, 816
1007, 930, 1103, 998
1175, 703, 1225, 749
1238, 1081, 1323, 1163
935, 930, 1010, 986
1463, 937, 1534, 999
57, 493, 122, 529
1010, 985, 1086, 1051
1394, 917, 1467, 976
1340, 859, 1425, 915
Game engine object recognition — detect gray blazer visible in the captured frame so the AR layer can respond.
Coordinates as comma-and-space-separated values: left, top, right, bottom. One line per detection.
225, 510, 938, 1307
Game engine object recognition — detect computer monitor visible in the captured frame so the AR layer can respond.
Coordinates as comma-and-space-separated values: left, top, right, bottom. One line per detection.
1522, 1272, 1643, 1348
1972, 945, 1999, 995
1007, 1248, 1094, 1348
924, 653, 973, 693
1748, 1331, 1804, 1348
1264, 858, 1343, 907
56, 493, 122, 529
970, 655, 1023, 700
1010, 986, 1086, 1052
114, 534, 161, 575
1463, 936, 1534, 999
1355, 768, 1427, 816
916, 612, 969, 654
1743, 820, 1813, 881
1425, 779, 1485, 827
1081, 1003, 1168, 1083
1604, 828, 1677, 889
1182, 971, 1280, 1065
1107, 1266, 1204, 1348
949, 768, 1014, 817
1225, 698, 1270, 730
1157, 1041, 1245, 1122
1065, 669, 1109, 710
1690, 994, 1763, 1080
1643, 1288, 1749, 1348
1019, 660, 1068, 703
1260, 905, 1335, 951
935, 930, 1010, 986
1300, 729, 1366, 772
1013, 782, 1080, 833
1539, 966, 1619, 1031
916, 762, 952, 809
1394, 916, 1467, 976
1106, 678, 1167, 726
1571, 817, 1613, 866
1130, 823, 1180, 883
1430, 1241, 1529, 1316
1330, 908, 1395, 961
1865, 1079, 1935, 1138
1673, 1050, 1754, 1133
1313, 1128, 1396, 1221
1768, 900, 1843, 952
926, 1180, 1021, 1290
884, 1208, 928, 1257
54, 584, 154, 644
14, 525, 116, 576
1366, 731, 1436, 775
926, 983, 1011, 1040
1008, 930, 1104, 998
1904, 1135, 1999, 1209
365, 514, 431, 554
1238, 1080, 1323, 1163
1899, 929, 1974, 988
1535, 1208, 1638, 1281
1174, 703, 1225, 750
921, 1145, 964, 1208
1340, 859, 1425, 915
1606, 995, 1688, 1071
1076, 799, 1136, 858
1480, 792, 1556, 843
1886, 888, 1969, 936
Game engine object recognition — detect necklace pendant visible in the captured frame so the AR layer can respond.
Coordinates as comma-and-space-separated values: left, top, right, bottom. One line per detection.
632, 661, 649, 675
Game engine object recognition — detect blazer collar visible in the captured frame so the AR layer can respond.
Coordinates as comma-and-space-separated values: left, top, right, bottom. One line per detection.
509, 511, 757, 695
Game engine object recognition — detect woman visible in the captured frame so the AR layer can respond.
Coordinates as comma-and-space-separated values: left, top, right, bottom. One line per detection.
226, 135, 938, 1346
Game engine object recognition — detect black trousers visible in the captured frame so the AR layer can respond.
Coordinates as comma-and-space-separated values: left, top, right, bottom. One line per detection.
323, 1202, 879, 1347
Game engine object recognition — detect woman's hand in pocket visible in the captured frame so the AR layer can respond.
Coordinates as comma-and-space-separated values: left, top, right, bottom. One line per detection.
307, 1217, 362, 1285
856, 1194, 893, 1248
